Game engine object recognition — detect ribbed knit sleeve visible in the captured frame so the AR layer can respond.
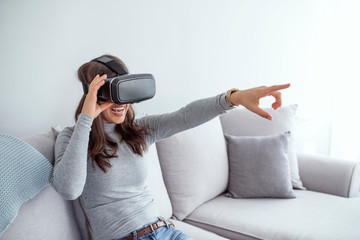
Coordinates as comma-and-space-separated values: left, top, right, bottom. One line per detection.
136, 93, 233, 145
51, 113, 93, 200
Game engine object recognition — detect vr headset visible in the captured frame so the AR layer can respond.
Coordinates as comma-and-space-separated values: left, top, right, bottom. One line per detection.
82, 56, 156, 104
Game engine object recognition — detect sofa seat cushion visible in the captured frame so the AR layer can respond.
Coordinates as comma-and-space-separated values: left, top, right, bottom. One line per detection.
184, 190, 360, 240
170, 219, 229, 240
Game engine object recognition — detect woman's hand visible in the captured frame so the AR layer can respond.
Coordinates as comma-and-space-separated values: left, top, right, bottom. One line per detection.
230, 83, 291, 120
81, 74, 113, 119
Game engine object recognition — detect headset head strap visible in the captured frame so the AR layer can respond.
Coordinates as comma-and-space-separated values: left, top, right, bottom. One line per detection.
91, 56, 127, 76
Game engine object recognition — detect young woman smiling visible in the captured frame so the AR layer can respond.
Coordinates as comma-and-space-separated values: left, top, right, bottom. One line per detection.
51, 54, 290, 240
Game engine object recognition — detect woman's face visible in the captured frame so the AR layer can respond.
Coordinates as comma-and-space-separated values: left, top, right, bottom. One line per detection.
100, 103, 130, 124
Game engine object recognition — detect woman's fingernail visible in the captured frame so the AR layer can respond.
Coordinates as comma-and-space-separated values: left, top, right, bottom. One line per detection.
267, 116, 272, 120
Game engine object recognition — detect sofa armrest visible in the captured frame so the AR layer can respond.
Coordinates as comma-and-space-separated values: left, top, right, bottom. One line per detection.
297, 153, 360, 198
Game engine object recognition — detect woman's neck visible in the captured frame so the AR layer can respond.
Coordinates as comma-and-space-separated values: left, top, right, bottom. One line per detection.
103, 122, 116, 132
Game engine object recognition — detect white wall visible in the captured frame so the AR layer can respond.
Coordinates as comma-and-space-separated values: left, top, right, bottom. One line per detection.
1, 0, 359, 158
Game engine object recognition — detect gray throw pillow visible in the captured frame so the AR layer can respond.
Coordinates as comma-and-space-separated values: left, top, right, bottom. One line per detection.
220, 105, 305, 190
225, 132, 296, 198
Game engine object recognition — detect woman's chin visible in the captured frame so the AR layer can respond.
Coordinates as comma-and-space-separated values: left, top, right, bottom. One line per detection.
107, 115, 125, 124
114, 118, 125, 124
102, 115, 126, 124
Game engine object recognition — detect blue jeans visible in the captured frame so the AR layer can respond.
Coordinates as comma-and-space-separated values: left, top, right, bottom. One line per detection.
115, 217, 192, 240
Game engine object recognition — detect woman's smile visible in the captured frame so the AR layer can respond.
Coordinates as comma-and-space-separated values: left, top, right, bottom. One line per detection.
102, 104, 129, 123
110, 106, 126, 116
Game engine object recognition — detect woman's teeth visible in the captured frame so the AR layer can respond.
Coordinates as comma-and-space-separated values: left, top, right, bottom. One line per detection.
111, 107, 125, 115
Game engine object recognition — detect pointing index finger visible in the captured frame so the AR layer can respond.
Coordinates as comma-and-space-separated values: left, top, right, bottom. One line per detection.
266, 83, 291, 93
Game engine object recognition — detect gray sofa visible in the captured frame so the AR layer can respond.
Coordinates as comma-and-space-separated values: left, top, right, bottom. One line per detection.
2, 106, 360, 240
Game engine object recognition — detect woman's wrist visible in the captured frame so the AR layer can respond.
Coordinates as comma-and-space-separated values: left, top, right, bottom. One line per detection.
79, 112, 94, 120
226, 88, 240, 107
77, 113, 94, 130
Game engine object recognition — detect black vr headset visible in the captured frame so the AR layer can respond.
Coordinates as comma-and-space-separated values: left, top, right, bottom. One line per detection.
82, 56, 156, 104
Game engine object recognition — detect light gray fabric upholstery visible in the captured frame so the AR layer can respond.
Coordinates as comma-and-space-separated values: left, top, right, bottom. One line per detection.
1, 127, 81, 240
0, 186, 81, 240
220, 105, 305, 190
298, 153, 360, 198
3, 116, 360, 240
156, 117, 229, 220
350, 165, 360, 198
183, 220, 264, 240
225, 133, 295, 198
185, 190, 360, 240
21, 126, 60, 165
146, 144, 173, 220
171, 220, 229, 240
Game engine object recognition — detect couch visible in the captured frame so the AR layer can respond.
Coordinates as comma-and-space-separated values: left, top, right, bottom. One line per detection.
1, 105, 360, 240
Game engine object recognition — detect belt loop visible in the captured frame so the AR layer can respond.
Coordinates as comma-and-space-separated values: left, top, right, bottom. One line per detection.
132, 230, 137, 240
162, 217, 170, 229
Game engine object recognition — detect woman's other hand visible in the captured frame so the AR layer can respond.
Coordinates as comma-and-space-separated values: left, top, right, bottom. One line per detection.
230, 83, 291, 120
81, 74, 113, 119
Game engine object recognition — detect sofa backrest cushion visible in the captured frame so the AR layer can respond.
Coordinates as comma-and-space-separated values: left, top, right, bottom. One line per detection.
156, 117, 229, 220
220, 105, 305, 190
21, 126, 60, 165
146, 144, 173, 219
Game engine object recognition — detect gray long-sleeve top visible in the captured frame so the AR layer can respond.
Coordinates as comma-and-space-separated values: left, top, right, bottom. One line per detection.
51, 93, 232, 240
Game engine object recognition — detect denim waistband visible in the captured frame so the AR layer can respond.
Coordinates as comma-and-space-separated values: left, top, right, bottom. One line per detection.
113, 216, 170, 240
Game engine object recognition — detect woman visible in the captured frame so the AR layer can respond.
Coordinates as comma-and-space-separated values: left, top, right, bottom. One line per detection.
52, 54, 290, 240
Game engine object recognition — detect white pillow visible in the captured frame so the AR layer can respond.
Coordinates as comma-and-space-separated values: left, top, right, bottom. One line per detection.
156, 117, 229, 220
220, 105, 305, 190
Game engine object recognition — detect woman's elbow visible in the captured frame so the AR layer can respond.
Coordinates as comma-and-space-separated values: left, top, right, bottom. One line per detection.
51, 179, 83, 200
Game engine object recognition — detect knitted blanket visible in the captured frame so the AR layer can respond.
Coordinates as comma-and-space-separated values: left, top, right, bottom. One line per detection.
0, 133, 53, 237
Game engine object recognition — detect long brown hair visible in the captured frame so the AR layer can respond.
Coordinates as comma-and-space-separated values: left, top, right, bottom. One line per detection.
75, 54, 150, 173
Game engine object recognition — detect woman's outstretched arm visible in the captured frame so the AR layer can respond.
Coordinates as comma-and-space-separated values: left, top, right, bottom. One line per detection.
137, 84, 290, 144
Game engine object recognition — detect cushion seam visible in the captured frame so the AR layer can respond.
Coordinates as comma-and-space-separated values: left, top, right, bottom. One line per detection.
184, 218, 265, 240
